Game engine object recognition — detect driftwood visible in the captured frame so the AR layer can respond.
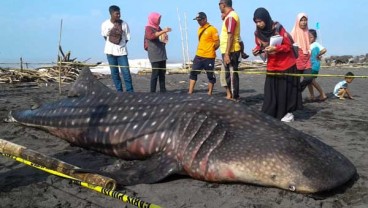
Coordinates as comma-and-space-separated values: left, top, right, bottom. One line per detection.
0, 67, 80, 84
1, 46, 102, 84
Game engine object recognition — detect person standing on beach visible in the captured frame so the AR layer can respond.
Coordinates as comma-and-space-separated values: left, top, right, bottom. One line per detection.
252, 7, 302, 122
308, 29, 327, 101
144, 12, 171, 93
218, 0, 241, 100
290, 13, 313, 98
188, 12, 220, 95
101, 5, 134, 92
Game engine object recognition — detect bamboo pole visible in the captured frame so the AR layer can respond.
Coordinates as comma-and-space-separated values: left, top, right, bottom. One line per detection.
20, 57, 23, 72
57, 19, 63, 94
177, 8, 186, 69
0, 138, 117, 190
184, 12, 190, 69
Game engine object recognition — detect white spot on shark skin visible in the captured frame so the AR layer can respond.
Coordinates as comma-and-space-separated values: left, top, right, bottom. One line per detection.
130, 107, 135, 110
123, 116, 128, 121
133, 124, 138, 130
105, 127, 110, 133
118, 107, 123, 111
113, 116, 117, 120
79, 109, 83, 113
99, 118, 104, 123
161, 133, 166, 139
99, 98, 104, 103
143, 112, 147, 117
86, 118, 90, 123
71, 120, 75, 126
155, 147, 159, 152
114, 129, 119, 136
151, 121, 157, 126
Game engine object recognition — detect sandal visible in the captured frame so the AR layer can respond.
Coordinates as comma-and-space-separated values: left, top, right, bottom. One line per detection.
317, 97, 327, 102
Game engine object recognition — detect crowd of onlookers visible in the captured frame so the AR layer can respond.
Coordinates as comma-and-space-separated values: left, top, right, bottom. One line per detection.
100, 1, 355, 123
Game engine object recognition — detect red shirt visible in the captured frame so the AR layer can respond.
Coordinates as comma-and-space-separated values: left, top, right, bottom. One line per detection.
223, 9, 237, 34
254, 26, 296, 71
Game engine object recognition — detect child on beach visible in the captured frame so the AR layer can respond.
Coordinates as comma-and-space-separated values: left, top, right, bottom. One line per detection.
333, 72, 354, 100
308, 29, 327, 101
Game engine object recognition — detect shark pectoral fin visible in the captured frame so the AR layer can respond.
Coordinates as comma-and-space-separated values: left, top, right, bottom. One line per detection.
112, 154, 181, 186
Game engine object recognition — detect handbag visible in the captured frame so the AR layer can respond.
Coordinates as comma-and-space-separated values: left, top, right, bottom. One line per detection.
109, 20, 123, 45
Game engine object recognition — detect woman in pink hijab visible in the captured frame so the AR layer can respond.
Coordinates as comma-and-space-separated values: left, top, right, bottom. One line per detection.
144, 12, 172, 93
291, 13, 313, 95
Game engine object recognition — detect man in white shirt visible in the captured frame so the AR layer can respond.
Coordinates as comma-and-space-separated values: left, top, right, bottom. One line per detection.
101, 5, 134, 92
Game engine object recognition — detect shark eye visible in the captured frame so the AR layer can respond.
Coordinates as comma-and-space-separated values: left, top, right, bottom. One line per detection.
288, 185, 296, 191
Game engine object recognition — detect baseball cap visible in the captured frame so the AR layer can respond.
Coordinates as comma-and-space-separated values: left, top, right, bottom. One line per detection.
193, 12, 207, 20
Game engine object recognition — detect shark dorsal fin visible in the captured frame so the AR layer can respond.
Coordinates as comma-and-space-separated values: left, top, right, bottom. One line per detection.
68, 67, 114, 97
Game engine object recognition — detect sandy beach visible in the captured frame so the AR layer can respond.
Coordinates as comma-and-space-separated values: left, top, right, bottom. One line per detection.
0, 67, 367, 208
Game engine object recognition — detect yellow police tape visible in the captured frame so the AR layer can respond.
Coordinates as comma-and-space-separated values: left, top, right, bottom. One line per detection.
0, 152, 162, 208
57, 61, 366, 78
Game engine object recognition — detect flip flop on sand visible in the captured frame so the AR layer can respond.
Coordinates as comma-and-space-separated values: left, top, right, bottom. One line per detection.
304, 97, 317, 103
317, 97, 328, 102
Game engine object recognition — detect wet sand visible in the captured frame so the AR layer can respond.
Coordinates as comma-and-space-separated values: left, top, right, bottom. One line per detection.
0, 67, 367, 208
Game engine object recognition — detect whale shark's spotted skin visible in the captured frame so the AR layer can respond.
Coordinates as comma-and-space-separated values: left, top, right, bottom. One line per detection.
7, 68, 356, 193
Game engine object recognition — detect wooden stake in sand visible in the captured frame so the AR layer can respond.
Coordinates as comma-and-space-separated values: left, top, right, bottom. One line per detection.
0, 138, 116, 190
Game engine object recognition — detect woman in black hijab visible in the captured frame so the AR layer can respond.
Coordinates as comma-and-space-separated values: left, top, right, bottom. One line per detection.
253, 7, 274, 46
252, 7, 302, 122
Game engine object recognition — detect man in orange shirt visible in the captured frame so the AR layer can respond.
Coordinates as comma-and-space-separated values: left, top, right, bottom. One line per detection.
188, 12, 220, 95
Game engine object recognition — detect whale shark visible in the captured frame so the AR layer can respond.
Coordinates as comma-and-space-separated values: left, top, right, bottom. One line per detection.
6, 68, 356, 193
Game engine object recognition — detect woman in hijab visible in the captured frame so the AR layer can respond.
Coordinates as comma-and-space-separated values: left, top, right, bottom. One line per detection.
291, 13, 313, 94
252, 7, 302, 122
144, 12, 172, 93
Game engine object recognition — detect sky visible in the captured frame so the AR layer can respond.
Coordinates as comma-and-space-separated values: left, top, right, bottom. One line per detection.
0, 0, 367, 66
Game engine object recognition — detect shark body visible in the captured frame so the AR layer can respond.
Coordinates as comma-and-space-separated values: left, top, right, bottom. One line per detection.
7, 68, 356, 193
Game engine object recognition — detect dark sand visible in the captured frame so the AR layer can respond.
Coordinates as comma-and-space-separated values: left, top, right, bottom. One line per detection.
0, 67, 367, 208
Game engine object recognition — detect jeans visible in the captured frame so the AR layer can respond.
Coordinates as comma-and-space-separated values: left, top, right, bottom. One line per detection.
106, 54, 134, 92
